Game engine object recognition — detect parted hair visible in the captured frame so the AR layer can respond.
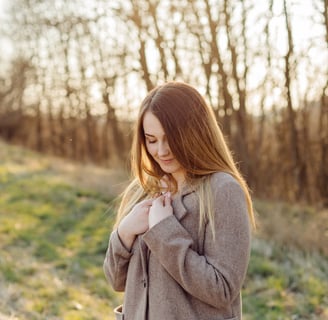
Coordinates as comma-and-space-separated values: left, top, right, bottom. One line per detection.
115, 81, 256, 233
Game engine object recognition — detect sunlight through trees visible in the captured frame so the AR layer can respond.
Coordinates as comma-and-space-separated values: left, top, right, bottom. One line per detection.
0, 0, 327, 205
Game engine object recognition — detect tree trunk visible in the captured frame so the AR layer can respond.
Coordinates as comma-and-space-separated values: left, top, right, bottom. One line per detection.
283, 0, 303, 200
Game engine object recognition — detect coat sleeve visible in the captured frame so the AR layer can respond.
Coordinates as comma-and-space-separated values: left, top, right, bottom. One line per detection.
103, 229, 133, 292
142, 177, 251, 309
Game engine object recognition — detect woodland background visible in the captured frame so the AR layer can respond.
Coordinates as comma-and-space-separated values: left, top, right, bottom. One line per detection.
0, 0, 327, 205
0, 0, 328, 319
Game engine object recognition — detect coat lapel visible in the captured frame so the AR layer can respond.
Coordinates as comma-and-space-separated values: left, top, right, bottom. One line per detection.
173, 184, 195, 221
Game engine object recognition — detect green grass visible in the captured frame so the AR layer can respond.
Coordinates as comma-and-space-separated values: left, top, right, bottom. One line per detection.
0, 140, 327, 319
0, 141, 121, 319
243, 238, 328, 319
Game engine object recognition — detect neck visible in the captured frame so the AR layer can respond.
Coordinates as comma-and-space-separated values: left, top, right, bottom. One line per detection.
172, 172, 186, 192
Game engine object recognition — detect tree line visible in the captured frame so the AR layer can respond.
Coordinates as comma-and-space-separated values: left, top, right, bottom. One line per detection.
0, 0, 327, 206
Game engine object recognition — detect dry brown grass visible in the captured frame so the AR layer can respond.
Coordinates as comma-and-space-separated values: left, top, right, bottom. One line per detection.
254, 200, 328, 256
0, 139, 129, 198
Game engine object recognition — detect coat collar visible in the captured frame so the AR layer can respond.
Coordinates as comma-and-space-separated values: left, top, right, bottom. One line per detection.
180, 182, 195, 196
173, 183, 196, 221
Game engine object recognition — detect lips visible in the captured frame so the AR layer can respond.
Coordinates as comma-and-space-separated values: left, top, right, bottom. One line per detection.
160, 159, 174, 164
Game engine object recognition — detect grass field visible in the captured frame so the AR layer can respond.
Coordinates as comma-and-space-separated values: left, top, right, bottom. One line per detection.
0, 140, 327, 319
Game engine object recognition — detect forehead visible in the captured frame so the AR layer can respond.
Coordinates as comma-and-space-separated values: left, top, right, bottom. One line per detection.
143, 111, 165, 136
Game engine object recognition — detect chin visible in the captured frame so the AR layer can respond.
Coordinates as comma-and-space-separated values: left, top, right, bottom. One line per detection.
159, 165, 172, 172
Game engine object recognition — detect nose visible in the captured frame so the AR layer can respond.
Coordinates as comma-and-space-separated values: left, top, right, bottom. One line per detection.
157, 141, 170, 157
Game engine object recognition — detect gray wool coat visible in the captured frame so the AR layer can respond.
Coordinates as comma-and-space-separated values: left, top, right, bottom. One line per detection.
103, 172, 251, 320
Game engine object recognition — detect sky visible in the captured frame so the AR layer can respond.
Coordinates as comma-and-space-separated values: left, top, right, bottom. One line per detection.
0, 0, 12, 76
0, 0, 326, 113
0, 0, 6, 16
0, 0, 322, 59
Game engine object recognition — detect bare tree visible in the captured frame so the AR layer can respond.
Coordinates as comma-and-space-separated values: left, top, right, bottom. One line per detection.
282, 0, 303, 200
317, 0, 328, 204
223, 0, 250, 178
1, 0, 327, 206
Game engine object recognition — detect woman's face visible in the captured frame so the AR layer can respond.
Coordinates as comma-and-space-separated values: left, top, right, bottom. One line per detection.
143, 111, 185, 183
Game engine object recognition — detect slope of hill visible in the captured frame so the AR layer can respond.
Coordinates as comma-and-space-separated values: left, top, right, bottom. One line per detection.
0, 141, 125, 319
0, 140, 327, 319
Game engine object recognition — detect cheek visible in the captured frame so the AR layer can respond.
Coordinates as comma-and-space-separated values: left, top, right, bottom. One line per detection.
146, 143, 157, 157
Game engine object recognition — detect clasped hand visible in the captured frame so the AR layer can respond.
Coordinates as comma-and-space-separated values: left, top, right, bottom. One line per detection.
148, 192, 173, 228
118, 193, 173, 250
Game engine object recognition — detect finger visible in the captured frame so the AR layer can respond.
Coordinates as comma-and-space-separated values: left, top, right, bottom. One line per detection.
153, 195, 164, 206
164, 192, 171, 207
142, 199, 154, 207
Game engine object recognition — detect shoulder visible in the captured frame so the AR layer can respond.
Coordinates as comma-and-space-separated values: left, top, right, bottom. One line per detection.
208, 173, 249, 227
209, 172, 245, 200
209, 171, 240, 188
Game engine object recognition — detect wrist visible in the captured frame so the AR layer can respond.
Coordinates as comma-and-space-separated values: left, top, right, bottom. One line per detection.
117, 223, 136, 251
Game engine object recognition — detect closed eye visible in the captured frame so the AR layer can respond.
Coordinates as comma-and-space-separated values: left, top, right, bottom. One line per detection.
145, 137, 157, 144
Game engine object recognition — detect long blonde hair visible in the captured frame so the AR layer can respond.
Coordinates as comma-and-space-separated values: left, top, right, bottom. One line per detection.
115, 82, 256, 232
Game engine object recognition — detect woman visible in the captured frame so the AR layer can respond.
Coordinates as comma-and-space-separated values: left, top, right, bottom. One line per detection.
103, 81, 255, 320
